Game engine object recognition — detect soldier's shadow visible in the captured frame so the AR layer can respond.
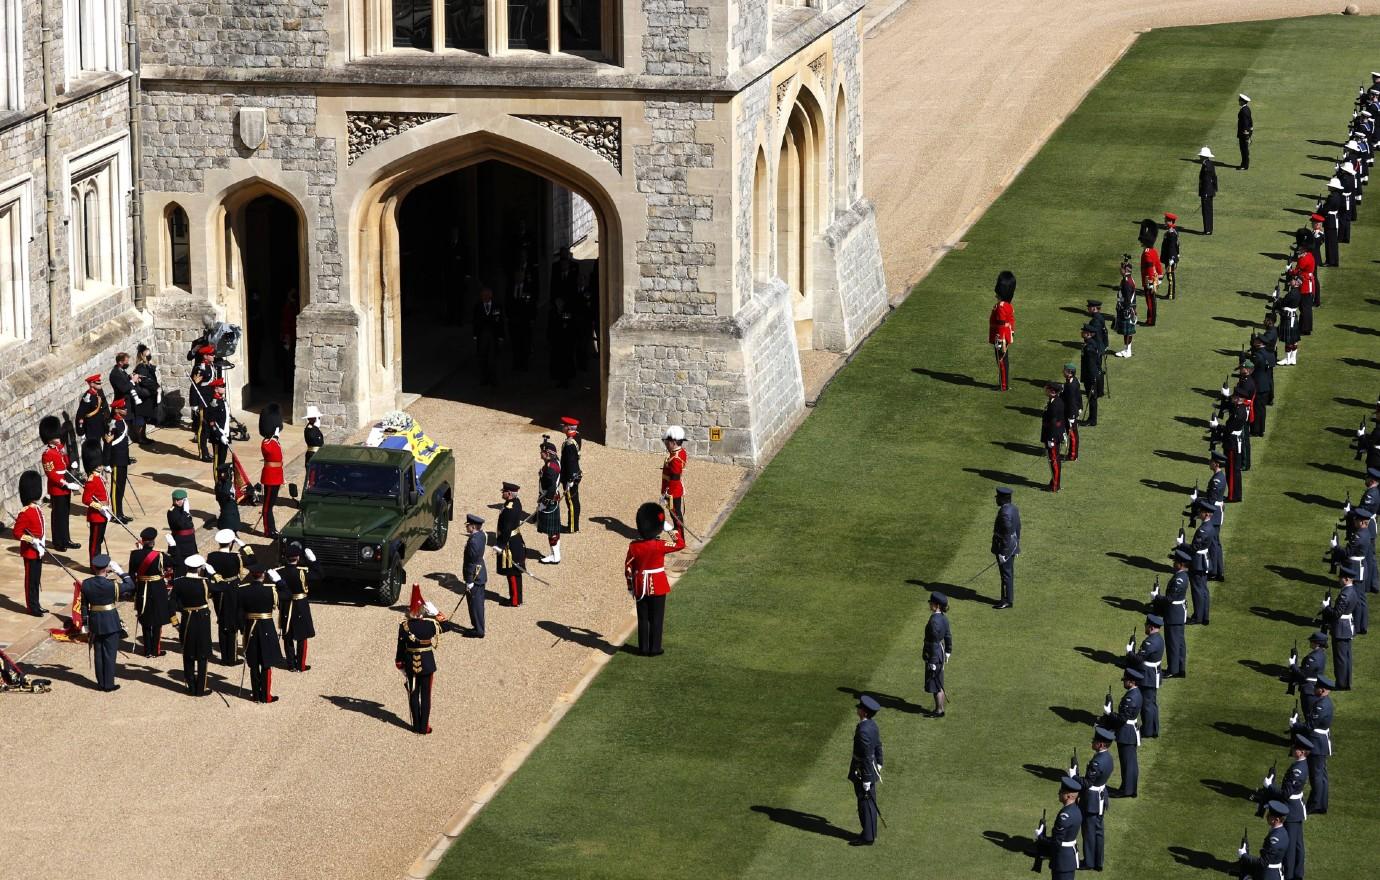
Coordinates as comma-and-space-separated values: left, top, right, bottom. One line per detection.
321, 694, 410, 730
981, 829, 1035, 856
1167, 845, 1236, 872
836, 685, 927, 714
906, 578, 1000, 608
1106, 551, 1172, 574
1248, 605, 1318, 628
1021, 763, 1065, 783
1211, 720, 1289, 748
749, 806, 854, 841
1101, 594, 1149, 615
1200, 777, 1256, 801
960, 468, 1044, 491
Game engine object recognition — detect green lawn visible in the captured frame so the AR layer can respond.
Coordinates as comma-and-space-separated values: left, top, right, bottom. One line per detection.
438, 15, 1380, 878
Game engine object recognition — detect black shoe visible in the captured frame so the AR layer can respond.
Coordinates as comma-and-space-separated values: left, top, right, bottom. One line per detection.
848, 838, 874, 847
64, 542, 81, 550
993, 602, 1012, 610
31, 608, 48, 617
1186, 619, 1201, 626
104, 684, 122, 692
462, 631, 485, 638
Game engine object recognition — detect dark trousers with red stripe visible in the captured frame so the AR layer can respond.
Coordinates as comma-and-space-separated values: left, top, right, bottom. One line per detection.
1046, 442, 1062, 491
283, 634, 309, 671
1065, 422, 1080, 461
1225, 443, 1243, 502
635, 594, 667, 655
110, 466, 127, 519
88, 522, 107, 565
507, 574, 523, 607
261, 484, 280, 536
249, 661, 274, 703
22, 557, 42, 614
51, 495, 72, 548
995, 345, 1009, 391
141, 623, 163, 656
406, 671, 433, 733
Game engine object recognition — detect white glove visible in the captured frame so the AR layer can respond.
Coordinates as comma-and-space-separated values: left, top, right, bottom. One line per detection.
304, 548, 316, 563
165, 534, 176, 548
31, 538, 46, 558
663, 520, 674, 533
1343, 502, 1352, 515
202, 563, 216, 576
1036, 822, 1046, 839
1209, 415, 1219, 428
862, 781, 871, 792
1126, 637, 1136, 654
1238, 842, 1248, 857
997, 554, 1008, 563
1103, 698, 1113, 715
1263, 772, 1275, 788
1189, 489, 1198, 501
233, 538, 246, 549
1322, 595, 1332, 608
1358, 426, 1367, 437
1220, 386, 1231, 398
65, 482, 83, 493
1289, 709, 1299, 726
1330, 534, 1340, 549
944, 652, 952, 664
266, 569, 281, 583
108, 560, 124, 575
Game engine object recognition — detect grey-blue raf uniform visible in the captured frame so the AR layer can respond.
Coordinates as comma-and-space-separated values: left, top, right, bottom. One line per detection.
847, 695, 884, 845
1126, 616, 1163, 739
1079, 727, 1114, 869
1260, 735, 1310, 880
1110, 667, 1143, 796
1240, 807, 1290, 880
81, 555, 134, 691
462, 514, 488, 637
1040, 777, 1083, 878
1301, 676, 1334, 813
1163, 546, 1191, 677
1291, 632, 1327, 716
1205, 457, 1227, 577
991, 487, 1020, 607
923, 592, 952, 699
1189, 500, 1216, 624
1323, 564, 1359, 689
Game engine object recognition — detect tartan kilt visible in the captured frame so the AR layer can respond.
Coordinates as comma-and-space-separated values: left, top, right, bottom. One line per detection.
1113, 306, 1137, 337
536, 501, 563, 535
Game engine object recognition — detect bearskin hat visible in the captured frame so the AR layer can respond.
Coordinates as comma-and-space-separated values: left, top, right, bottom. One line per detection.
994, 270, 1016, 303
18, 470, 42, 505
39, 415, 62, 444
258, 403, 282, 439
1138, 218, 1159, 248
1294, 228, 1311, 248
81, 439, 103, 473
636, 501, 667, 540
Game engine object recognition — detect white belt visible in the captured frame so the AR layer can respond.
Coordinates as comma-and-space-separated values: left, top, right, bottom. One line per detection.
1268, 864, 1283, 871
1171, 599, 1186, 605
1060, 840, 1078, 848
1282, 307, 1299, 314
643, 567, 664, 575
1087, 784, 1106, 792
1195, 548, 1210, 556
1341, 614, 1354, 621
1142, 659, 1160, 667
1288, 792, 1304, 799
1312, 727, 1330, 735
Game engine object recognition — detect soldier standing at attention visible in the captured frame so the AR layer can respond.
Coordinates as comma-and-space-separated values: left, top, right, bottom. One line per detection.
989, 270, 1017, 392
130, 527, 170, 657
40, 416, 79, 552
471, 286, 505, 387
105, 400, 132, 523
1164, 546, 1191, 679
74, 373, 110, 455
991, 487, 1020, 609
12, 471, 48, 616
847, 695, 884, 847
1138, 219, 1164, 327
1198, 146, 1218, 235
1061, 363, 1082, 462
214, 463, 240, 532
1161, 213, 1181, 299
396, 584, 442, 734
922, 591, 952, 717
1238, 803, 1290, 880
1079, 325, 1103, 427
1078, 727, 1115, 871
1205, 452, 1228, 580
1113, 257, 1137, 358
560, 417, 583, 533
239, 564, 284, 703
276, 542, 320, 671
1290, 631, 1328, 716
1041, 382, 1067, 493
166, 489, 197, 575
1301, 676, 1334, 814
626, 502, 687, 656
1294, 232, 1317, 337
461, 514, 487, 638
204, 378, 231, 474
303, 405, 324, 468
258, 404, 284, 538
537, 437, 563, 565
1237, 94, 1253, 170
1126, 615, 1163, 740
495, 482, 527, 606
82, 554, 134, 691
1107, 668, 1142, 798
190, 345, 216, 461
1322, 562, 1359, 690
170, 554, 216, 696
1250, 336, 1275, 437
661, 425, 689, 531
81, 458, 111, 566
1260, 734, 1310, 880
1035, 778, 1083, 878
1188, 500, 1216, 625
208, 529, 252, 665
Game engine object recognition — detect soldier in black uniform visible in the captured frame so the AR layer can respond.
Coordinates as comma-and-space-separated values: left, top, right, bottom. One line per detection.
214, 463, 240, 532
1164, 545, 1191, 678
922, 591, 952, 717
203, 379, 231, 473
1198, 146, 1218, 235
1161, 212, 1181, 299
1237, 94, 1253, 170
1250, 336, 1275, 435
276, 542, 320, 671
81, 554, 134, 691
1321, 177, 1344, 267
207, 529, 252, 665
1041, 382, 1067, 492
496, 482, 528, 606
472, 286, 505, 386
537, 437, 563, 564
991, 486, 1021, 609
189, 345, 216, 461
847, 695, 884, 846
166, 489, 197, 575
461, 514, 488, 638
239, 564, 284, 703
129, 527, 170, 656
105, 400, 132, 522
1061, 363, 1082, 462
303, 405, 324, 467
396, 585, 442, 734
74, 374, 110, 453
169, 553, 216, 696
1212, 390, 1248, 503
1079, 325, 1103, 427
1188, 500, 1216, 625
560, 417, 583, 532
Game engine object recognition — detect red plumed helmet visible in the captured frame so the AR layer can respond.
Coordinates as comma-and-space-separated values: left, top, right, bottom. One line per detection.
408, 584, 425, 616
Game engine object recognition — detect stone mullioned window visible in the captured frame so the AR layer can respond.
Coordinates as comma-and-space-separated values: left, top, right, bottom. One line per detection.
354, 0, 617, 60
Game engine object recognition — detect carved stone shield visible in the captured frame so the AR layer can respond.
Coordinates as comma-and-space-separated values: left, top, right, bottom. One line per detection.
237, 108, 267, 151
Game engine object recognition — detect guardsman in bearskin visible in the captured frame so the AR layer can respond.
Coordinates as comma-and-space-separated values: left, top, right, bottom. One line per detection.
396, 584, 443, 733
74, 373, 110, 450
239, 563, 284, 703
1138, 219, 1164, 327
560, 417, 583, 533
661, 425, 689, 531
166, 488, 197, 575
625, 501, 687, 656
214, 462, 240, 532
13, 471, 48, 615
276, 542, 320, 671
537, 437, 563, 564
303, 405, 324, 468
461, 514, 487, 638
190, 344, 217, 460
40, 416, 80, 551
922, 591, 953, 717
204, 378, 231, 473
1079, 325, 1103, 427
81, 455, 111, 565
82, 554, 134, 691
1161, 212, 1181, 299
170, 553, 216, 695
130, 527, 171, 657
1188, 499, 1215, 625
1035, 777, 1083, 875
105, 399, 132, 523
989, 270, 1016, 391
1041, 382, 1066, 492
259, 403, 284, 538
1061, 363, 1082, 462
208, 529, 252, 665
1295, 231, 1318, 335
1113, 256, 1137, 358
495, 482, 527, 606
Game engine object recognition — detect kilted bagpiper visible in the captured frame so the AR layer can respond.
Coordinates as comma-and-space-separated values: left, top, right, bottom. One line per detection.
1113, 255, 1138, 358
536, 436, 563, 564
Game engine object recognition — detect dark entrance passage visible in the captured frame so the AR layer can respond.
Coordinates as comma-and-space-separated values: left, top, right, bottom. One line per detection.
396, 159, 603, 432
241, 194, 301, 409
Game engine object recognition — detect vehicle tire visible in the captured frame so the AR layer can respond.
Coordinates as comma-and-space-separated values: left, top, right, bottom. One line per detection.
377, 558, 405, 607
422, 496, 451, 551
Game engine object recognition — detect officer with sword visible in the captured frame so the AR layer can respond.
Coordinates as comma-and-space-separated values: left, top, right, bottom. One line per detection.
81, 554, 135, 691
847, 694, 885, 846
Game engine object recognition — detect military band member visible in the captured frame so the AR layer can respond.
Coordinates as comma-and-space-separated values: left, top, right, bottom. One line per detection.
1321, 177, 1344, 267
170, 554, 216, 696
396, 584, 442, 733
847, 695, 884, 846
215, 462, 240, 532
303, 405, 324, 468
560, 417, 583, 533
626, 502, 687, 656
105, 399, 132, 523
74, 373, 110, 451
276, 542, 320, 671
1273, 271, 1303, 366
259, 404, 284, 538
1161, 212, 1181, 299
496, 482, 527, 606
991, 486, 1020, 609
1060, 364, 1081, 461
1204, 452, 1228, 579
12, 471, 48, 615
1289, 631, 1328, 717
922, 591, 952, 717
1138, 219, 1164, 327
537, 437, 563, 564
82, 554, 134, 691
1306, 213, 1326, 294
1198, 146, 1218, 235
190, 345, 217, 461
660, 425, 689, 532
1113, 257, 1137, 358
1164, 546, 1191, 679
989, 271, 1017, 391
1237, 94, 1253, 170
1250, 336, 1276, 433
239, 563, 284, 703
1042, 382, 1066, 492
1035, 777, 1083, 877
1213, 390, 1248, 503
81, 458, 111, 566
1126, 615, 1164, 741
1259, 734, 1310, 880
1108, 668, 1142, 798
130, 527, 170, 657
1322, 562, 1359, 690
1079, 727, 1115, 870
40, 415, 79, 551
1189, 500, 1216, 625
1239, 802, 1290, 880
1301, 676, 1334, 813
166, 489, 197, 575
203, 378, 231, 473
1079, 325, 1103, 427
461, 514, 487, 638
208, 529, 252, 665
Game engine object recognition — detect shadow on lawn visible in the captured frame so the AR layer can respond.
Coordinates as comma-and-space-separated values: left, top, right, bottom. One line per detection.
910, 367, 986, 389
837, 686, 927, 715
1022, 763, 1065, 783
906, 579, 1000, 608
1307, 461, 1360, 479
1212, 316, 1257, 329
1211, 720, 1289, 748
1048, 705, 1098, 726
1336, 323, 1380, 337
981, 830, 1035, 856
961, 468, 1045, 491
1237, 289, 1271, 300
1201, 777, 1256, 801
1074, 645, 1122, 667
1173, 415, 1211, 430
1155, 449, 1209, 466
1264, 564, 1334, 587
1250, 605, 1319, 628
1238, 659, 1290, 684
749, 806, 855, 842
1046, 339, 1083, 351
990, 440, 1045, 457
1282, 490, 1335, 509
1340, 357, 1380, 371
1107, 551, 1172, 574
1168, 845, 1238, 873
1005, 404, 1046, 418
1141, 477, 1194, 495
1102, 594, 1149, 615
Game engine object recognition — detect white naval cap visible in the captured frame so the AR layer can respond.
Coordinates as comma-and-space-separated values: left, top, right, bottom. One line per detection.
214, 528, 236, 545
304, 404, 322, 420
184, 554, 206, 569
1346, 139, 1361, 151
1328, 177, 1343, 189
1198, 146, 1214, 159
1239, 93, 1251, 102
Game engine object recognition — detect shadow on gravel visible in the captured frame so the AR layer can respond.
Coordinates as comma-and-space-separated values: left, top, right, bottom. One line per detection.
588, 515, 639, 540
322, 694, 409, 729
538, 620, 618, 656
749, 806, 855, 841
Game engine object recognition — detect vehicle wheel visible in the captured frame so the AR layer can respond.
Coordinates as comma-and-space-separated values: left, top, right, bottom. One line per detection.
377, 559, 404, 607
422, 498, 451, 551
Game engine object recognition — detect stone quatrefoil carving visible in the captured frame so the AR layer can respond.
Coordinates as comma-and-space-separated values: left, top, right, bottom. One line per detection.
346, 111, 452, 165
514, 115, 622, 172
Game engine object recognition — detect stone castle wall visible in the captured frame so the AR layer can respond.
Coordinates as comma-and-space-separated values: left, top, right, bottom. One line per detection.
139, 1, 331, 69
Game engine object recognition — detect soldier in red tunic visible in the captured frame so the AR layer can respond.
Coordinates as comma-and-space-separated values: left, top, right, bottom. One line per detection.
1138, 219, 1164, 327
625, 502, 687, 656
988, 271, 1016, 391
661, 425, 689, 531
1294, 230, 1318, 337
40, 415, 80, 551
81, 453, 111, 565
12, 471, 48, 615
258, 403, 284, 537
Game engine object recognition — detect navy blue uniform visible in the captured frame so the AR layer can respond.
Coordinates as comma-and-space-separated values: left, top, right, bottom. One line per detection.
276, 559, 320, 670
1079, 751, 1113, 869
1163, 571, 1189, 677
1080, 338, 1103, 425
992, 499, 1021, 606
463, 528, 488, 636
1111, 687, 1142, 795
208, 548, 250, 664
847, 716, 884, 843
130, 546, 170, 656
1241, 824, 1290, 880
1189, 523, 1215, 624
1263, 759, 1308, 880
1128, 635, 1162, 738
922, 611, 952, 695
1041, 802, 1083, 878
81, 573, 133, 690
1205, 470, 1227, 577
1292, 646, 1326, 716
396, 617, 440, 733
240, 580, 283, 702
169, 573, 214, 695
1304, 696, 1333, 813
1324, 585, 1358, 689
